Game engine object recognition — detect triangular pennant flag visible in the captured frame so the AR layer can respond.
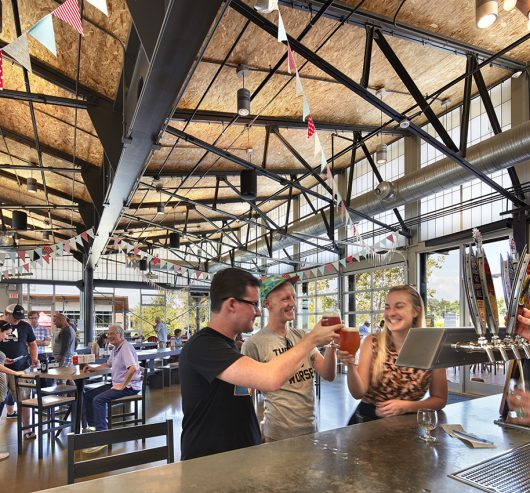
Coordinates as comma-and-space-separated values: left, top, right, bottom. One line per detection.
159, 260, 166, 269
307, 115, 315, 140
86, 0, 108, 16
43, 254, 51, 264
75, 235, 83, 246
320, 148, 327, 172
326, 163, 333, 182
152, 256, 160, 266
86, 227, 95, 238
63, 241, 71, 253
287, 45, 296, 74
302, 96, 310, 121
56, 242, 64, 256
325, 263, 334, 274
18, 266, 24, 274
52, 0, 84, 36
295, 71, 303, 96
133, 244, 139, 256
0, 50, 3, 91
9, 251, 16, 263
35, 248, 43, 258
339, 258, 347, 267
81, 230, 88, 242
277, 11, 287, 42
2, 271, 9, 279
333, 261, 340, 270
18, 249, 26, 261
126, 242, 133, 254
314, 133, 322, 158
3, 34, 32, 72
145, 253, 153, 262
28, 14, 57, 56
22, 263, 30, 272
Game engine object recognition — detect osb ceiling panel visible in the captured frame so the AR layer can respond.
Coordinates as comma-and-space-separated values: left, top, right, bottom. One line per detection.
0, 0, 131, 100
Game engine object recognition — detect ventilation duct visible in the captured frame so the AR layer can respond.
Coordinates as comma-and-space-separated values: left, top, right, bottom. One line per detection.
212, 120, 530, 270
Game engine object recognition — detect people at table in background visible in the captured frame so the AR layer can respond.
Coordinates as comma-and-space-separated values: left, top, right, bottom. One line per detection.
179, 267, 340, 460
82, 324, 142, 452
0, 320, 27, 460
242, 275, 336, 442
28, 311, 50, 364
52, 312, 76, 367
358, 320, 371, 338
91, 333, 108, 359
154, 316, 167, 348
338, 285, 447, 424
173, 329, 183, 348
0, 304, 38, 438
506, 307, 530, 426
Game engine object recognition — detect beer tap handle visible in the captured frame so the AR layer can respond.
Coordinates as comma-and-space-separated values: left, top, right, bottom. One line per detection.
510, 342, 522, 360
496, 343, 510, 362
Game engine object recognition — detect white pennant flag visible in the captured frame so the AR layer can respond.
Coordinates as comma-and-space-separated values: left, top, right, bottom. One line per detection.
3, 33, 32, 72
339, 258, 347, 267
86, 0, 108, 16
303, 96, 310, 121
314, 133, 322, 158
277, 11, 287, 42
320, 148, 327, 172
295, 71, 304, 96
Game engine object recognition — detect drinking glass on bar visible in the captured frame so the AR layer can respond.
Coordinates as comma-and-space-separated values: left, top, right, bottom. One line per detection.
417, 409, 438, 442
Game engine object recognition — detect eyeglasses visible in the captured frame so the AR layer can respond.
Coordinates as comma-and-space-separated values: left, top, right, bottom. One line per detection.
223, 297, 260, 310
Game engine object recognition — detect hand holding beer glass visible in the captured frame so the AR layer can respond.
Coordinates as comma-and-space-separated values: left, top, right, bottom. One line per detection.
322, 311, 360, 356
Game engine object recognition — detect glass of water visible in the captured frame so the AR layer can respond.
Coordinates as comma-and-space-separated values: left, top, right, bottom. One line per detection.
417, 409, 438, 442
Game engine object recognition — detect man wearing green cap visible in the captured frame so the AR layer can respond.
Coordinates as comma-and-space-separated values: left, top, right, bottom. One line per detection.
242, 275, 337, 441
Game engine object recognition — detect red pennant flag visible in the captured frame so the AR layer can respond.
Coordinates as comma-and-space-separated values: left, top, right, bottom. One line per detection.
81, 231, 88, 242
152, 256, 160, 266
0, 50, 3, 91
346, 255, 353, 264
43, 246, 52, 255
43, 254, 50, 264
307, 115, 315, 139
53, 0, 84, 36
287, 45, 296, 74
22, 264, 30, 272
18, 250, 26, 261
325, 263, 334, 273
133, 244, 139, 256
63, 240, 71, 253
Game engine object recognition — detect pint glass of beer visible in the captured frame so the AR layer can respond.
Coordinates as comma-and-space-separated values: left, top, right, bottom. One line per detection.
340, 327, 360, 355
321, 310, 341, 327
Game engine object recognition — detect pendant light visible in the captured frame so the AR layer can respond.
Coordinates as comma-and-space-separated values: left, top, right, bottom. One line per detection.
237, 64, 250, 117
26, 177, 37, 193
476, 0, 498, 28
375, 87, 387, 165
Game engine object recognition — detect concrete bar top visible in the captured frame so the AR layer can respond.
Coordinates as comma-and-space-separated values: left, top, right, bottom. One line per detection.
36, 395, 530, 493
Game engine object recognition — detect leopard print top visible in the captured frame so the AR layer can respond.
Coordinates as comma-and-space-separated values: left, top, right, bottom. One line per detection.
362, 333, 432, 405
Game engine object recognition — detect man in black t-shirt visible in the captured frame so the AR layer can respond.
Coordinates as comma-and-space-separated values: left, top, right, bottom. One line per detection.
1, 304, 37, 435
180, 268, 342, 460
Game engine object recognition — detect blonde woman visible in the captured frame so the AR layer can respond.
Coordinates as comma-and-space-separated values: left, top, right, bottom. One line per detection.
338, 285, 447, 424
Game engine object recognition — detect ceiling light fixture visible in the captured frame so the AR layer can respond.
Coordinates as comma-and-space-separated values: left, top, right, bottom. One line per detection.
476, 0, 498, 28
375, 87, 387, 165
26, 177, 38, 193
237, 64, 250, 117
504, 0, 517, 10
12, 210, 27, 230
157, 203, 165, 215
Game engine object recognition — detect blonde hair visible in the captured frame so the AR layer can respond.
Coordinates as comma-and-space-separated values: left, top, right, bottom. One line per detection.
371, 285, 425, 386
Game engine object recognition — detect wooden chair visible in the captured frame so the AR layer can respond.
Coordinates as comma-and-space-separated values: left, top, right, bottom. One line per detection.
15, 375, 77, 459
107, 368, 147, 429
67, 419, 174, 484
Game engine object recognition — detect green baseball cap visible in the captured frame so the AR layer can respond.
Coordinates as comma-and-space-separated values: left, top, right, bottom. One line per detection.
260, 274, 299, 303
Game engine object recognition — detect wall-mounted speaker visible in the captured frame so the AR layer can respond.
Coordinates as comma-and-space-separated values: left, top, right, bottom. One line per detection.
240, 169, 257, 199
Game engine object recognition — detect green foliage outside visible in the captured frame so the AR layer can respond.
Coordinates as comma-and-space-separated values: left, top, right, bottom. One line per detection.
129, 290, 210, 339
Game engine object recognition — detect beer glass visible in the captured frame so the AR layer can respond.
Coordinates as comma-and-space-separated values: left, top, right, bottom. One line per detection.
321, 310, 341, 327
340, 327, 360, 355
417, 409, 438, 442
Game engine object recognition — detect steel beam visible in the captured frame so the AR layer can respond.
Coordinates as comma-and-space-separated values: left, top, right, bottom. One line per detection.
0, 164, 81, 173
0, 89, 90, 109
230, 0, 526, 208
87, 0, 225, 269
143, 168, 335, 178
171, 108, 407, 135
277, 0, 526, 71
460, 56, 474, 157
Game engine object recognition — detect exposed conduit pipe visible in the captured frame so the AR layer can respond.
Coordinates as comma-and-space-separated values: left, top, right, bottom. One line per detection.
215, 119, 530, 269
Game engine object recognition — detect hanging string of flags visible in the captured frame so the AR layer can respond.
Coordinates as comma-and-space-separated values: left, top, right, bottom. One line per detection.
0, 0, 108, 89
0, 228, 95, 279
111, 238, 211, 282
274, 5, 397, 256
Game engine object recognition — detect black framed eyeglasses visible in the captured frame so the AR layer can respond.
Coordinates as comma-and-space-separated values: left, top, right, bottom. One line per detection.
223, 297, 260, 310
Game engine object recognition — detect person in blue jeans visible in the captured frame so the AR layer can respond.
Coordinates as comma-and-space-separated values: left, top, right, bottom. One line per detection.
82, 324, 142, 453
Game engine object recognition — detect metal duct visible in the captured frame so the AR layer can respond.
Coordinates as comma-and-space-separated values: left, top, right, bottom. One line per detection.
217, 120, 530, 269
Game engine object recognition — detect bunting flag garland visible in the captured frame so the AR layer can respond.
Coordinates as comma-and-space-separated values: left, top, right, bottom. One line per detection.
17, 250, 26, 261
314, 133, 322, 158
307, 115, 315, 139
287, 45, 296, 74
302, 96, 310, 121
81, 230, 88, 242
295, 71, 303, 96
28, 14, 57, 56
277, 11, 287, 42
0, 50, 3, 91
133, 244, 139, 256
86, 0, 108, 16
3, 34, 32, 72
63, 240, 71, 253
53, 0, 84, 36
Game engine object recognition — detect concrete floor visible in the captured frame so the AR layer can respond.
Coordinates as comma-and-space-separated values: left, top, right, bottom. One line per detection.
0, 373, 476, 493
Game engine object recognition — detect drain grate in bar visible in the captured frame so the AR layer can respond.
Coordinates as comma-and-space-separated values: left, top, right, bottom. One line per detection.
449, 443, 530, 493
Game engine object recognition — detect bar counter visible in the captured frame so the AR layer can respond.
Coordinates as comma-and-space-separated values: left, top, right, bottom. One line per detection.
36, 395, 529, 493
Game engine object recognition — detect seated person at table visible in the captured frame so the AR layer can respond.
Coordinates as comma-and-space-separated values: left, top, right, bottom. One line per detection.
338, 285, 447, 424
82, 325, 141, 444
179, 267, 340, 460
91, 333, 108, 358
173, 329, 183, 347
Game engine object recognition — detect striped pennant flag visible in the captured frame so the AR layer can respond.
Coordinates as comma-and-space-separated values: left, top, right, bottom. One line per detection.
53, 0, 84, 36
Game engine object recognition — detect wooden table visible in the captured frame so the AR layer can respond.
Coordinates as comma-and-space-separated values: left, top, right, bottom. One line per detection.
24, 366, 109, 435
34, 395, 530, 492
